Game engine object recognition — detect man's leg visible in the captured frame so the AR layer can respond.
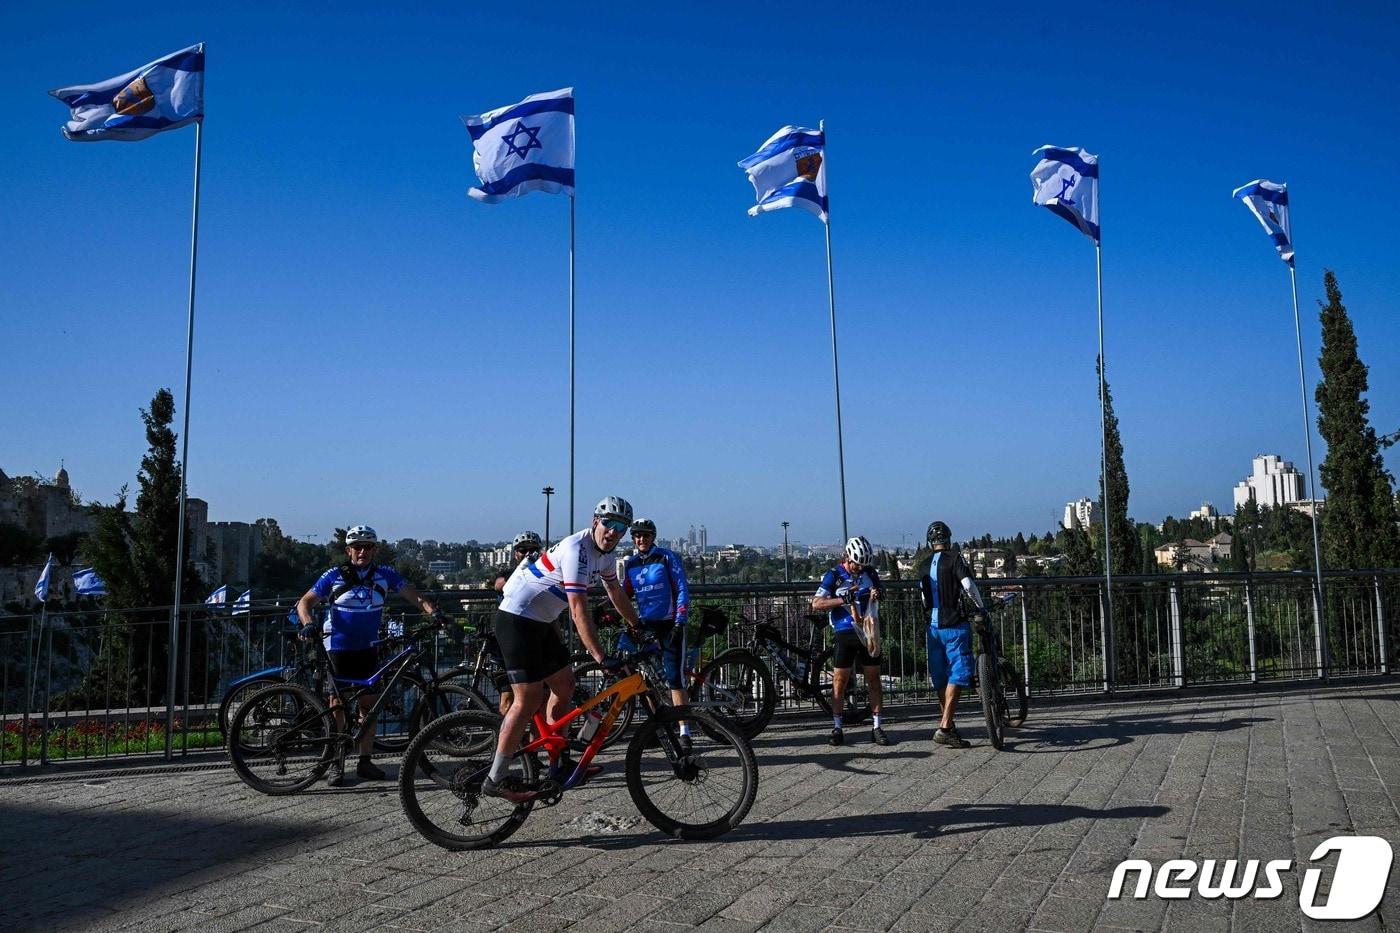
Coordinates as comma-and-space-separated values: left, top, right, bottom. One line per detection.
357, 694, 377, 756
490, 681, 545, 781
829, 665, 851, 744
543, 664, 575, 725
940, 684, 960, 731
863, 664, 883, 716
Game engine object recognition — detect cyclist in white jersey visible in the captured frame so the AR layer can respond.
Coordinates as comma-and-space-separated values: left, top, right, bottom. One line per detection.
485, 496, 642, 802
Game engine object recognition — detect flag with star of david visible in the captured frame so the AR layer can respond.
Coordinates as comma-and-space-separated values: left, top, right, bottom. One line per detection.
1031, 146, 1099, 243
231, 589, 251, 615
50, 44, 204, 142
739, 125, 828, 223
1232, 179, 1293, 266
461, 87, 574, 202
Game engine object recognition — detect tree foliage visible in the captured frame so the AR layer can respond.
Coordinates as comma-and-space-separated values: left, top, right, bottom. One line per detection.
1090, 362, 1143, 576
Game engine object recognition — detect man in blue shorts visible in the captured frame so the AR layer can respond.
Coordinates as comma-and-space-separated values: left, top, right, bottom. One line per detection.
296, 525, 443, 786
622, 519, 692, 751
921, 520, 988, 749
811, 535, 889, 747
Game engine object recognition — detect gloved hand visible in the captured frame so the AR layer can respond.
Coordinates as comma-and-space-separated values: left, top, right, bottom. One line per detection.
298, 622, 319, 642
430, 609, 451, 626
599, 654, 625, 672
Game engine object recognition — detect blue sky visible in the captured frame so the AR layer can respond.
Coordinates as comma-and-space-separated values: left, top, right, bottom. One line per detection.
3, 1, 1398, 549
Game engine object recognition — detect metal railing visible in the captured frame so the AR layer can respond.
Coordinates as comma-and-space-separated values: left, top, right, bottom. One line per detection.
2, 569, 1396, 767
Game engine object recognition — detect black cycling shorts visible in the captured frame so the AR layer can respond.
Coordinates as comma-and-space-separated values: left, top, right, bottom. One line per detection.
327, 648, 382, 691
494, 608, 571, 684
831, 629, 880, 670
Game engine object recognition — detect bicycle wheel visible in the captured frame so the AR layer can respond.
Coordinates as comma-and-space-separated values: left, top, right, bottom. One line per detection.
218, 675, 280, 738
572, 660, 635, 748
977, 653, 1004, 750
811, 647, 870, 724
399, 710, 536, 850
1002, 661, 1028, 728
373, 672, 429, 752
690, 649, 776, 739
228, 683, 335, 795
626, 706, 757, 840
415, 683, 496, 755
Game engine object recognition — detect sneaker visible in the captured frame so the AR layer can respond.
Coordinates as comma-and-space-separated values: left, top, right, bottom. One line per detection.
871, 727, 891, 747
933, 728, 970, 749
481, 775, 538, 803
356, 758, 386, 781
828, 727, 844, 746
678, 734, 693, 756
325, 759, 345, 787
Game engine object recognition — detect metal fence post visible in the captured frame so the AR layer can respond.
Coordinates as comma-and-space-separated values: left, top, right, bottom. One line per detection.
1168, 580, 1185, 688
1019, 593, 1031, 694
1375, 575, 1389, 675
1311, 578, 1326, 680
21, 614, 34, 767
1098, 581, 1111, 693
1245, 577, 1259, 684
40, 621, 54, 765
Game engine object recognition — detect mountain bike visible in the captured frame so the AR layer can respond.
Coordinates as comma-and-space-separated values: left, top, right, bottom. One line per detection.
398, 633, 759, 850
226, 617, 484, 794
973, 617, 1029, 750
217, 628, 321, 739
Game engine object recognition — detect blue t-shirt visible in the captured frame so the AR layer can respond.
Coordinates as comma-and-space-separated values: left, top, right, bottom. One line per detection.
624, 546, 689, 624
312, 564, 406, 651
815, 564, 882, 633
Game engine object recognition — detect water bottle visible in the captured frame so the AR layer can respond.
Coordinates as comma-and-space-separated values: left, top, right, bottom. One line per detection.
577, 708, 604, 742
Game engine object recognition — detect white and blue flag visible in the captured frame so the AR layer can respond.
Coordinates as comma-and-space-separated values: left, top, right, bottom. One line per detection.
205, 584, 228, 606
739, 125, 828, 222
232, 589, 251, 615
462, 87, 575, 202
73, 567, 107, 596
1233, 179, 1293, 265
50, 44, 204, 142
1031, 146, 1100, 243
35, 554, 54, 602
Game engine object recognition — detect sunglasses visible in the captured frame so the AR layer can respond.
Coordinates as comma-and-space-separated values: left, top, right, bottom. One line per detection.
347, 543, 376, 552
600, 519, 629, 533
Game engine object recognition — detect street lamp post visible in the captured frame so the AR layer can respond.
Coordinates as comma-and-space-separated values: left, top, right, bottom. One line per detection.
781, 522, 791, 584
542, 486, 554, 546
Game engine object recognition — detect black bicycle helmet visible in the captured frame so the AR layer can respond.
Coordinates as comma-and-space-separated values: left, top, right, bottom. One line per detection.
512, 531, 542, 552
630, 518, 657, 536
927, 521, 952, 549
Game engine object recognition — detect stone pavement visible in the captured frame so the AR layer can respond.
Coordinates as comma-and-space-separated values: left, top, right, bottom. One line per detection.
3, 683, 1398, 932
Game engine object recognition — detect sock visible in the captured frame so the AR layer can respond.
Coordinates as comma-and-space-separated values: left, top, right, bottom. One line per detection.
833, 715, 843, 730
488, 752, 510, 781
872, 713, 882, 729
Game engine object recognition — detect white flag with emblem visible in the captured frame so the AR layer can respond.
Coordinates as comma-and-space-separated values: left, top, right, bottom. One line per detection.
1030, 146, 1100, 243
231, 589, 251, 615
1232, 179, 1293, 265
461, 88, 575, 202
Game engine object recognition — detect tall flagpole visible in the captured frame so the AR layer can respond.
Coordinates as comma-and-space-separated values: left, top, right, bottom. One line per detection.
568, 192, 576, 533
1288, 262, 1328, 677
1095, 241, 1115, 690
166, 119, 203, 759
820, 120, 849, 542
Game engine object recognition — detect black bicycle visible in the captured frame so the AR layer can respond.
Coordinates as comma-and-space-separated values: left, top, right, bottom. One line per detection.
216, 628, 321, 739
227, 617, 486, 794
973, 617, 1029, 750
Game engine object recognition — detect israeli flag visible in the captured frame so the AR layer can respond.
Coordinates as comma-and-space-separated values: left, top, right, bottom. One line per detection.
1031, 146, 1100, 243
231, 590, 252, 615
462, 87, 575, 202
50, 44, 204, 142
35, 554, 54, 602
205, 584, 228, 606
1233, 179, 1293, 265
739, 125, 828, 223
73, 567, 108, 596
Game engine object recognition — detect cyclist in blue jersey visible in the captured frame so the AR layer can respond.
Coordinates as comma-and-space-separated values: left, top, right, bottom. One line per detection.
811, 536, 890, 747
296, 525, 443, 786
622, 519, 692, 751
920, 520, 988, 749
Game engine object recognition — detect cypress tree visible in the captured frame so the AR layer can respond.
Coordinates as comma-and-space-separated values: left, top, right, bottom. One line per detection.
1314, 271, 1400, 569
1090, 361, 1142, 576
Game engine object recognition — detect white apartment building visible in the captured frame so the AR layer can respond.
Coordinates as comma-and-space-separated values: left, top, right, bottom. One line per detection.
1063, 497, 1100, 531
1189, 502, 1219, 521
1233, 454, 1305, 510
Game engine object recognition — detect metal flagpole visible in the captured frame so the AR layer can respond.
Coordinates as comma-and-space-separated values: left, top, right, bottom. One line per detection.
568, 193, 576, 533
165, 119, 203, 759
820, 120, 850, 542
1095, 241, 1116, 690
1288, 262, 1328, 678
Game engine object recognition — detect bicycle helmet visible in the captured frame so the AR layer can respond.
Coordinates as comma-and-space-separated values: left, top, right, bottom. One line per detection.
512, 531, 542, 552
345, 525, 379, 545
926, 521, 952, 549
630, 518, 657, 536
593, 495, 634, 524
844, 535, 874, 565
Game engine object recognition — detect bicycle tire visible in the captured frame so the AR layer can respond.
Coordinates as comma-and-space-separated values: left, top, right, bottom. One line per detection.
414, 683, 496, 755
690, 649, 776, 739
978, 653, 1004, 750
399, 710, 536, 850
571, 660, 635, 748
371, 671, 430, 752
625, 706, 758, 840
218, 674, 281, 739
811, 647, 870, 724
227, 683, 335, 795
1002, 661, 1028, 728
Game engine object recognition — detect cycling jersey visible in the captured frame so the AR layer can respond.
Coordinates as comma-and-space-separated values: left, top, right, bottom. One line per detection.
815, 564, 883, 634
624, 546, 689, 624
500, 527, 618, 624
922, 550, 977, 628
311, 564, 406, 651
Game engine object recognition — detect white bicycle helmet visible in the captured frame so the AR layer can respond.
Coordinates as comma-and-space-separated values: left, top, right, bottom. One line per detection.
593, 496, 634, 524
844, 535, 874, 565
345, 525, 379, 545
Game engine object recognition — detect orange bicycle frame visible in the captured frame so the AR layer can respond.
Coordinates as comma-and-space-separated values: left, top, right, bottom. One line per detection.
517, 671, 650, 789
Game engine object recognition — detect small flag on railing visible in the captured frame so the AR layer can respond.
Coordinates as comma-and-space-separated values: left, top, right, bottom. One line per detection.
739, 125, 829, 222
49, 44, 205, 142
231, 589, 251, 615
1030, 146, 1100, 243
35, 554, 54, 601
461, 87, 575, 202
1232, 179, 1293, 266
73, 567, 108, 596
205, 584, 228, 606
